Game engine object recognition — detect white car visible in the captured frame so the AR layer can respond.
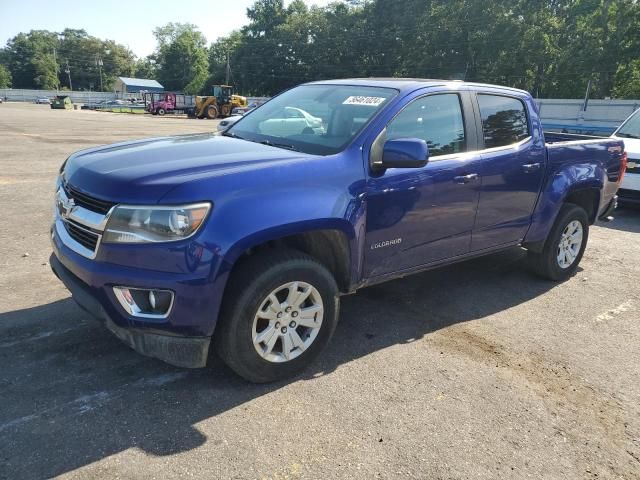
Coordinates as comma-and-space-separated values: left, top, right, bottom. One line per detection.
35, 97, 51, 105
216, 115, 243, 132
258, 107, 324, 137
612, 108, 640, 206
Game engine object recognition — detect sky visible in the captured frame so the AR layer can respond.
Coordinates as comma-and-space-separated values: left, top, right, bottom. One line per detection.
0, 0, 336, 57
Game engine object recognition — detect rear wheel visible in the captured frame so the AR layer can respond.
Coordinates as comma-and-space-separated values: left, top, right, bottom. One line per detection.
215, 249, 339, 383
206, 105, 219, 119
528, 203, 589, 281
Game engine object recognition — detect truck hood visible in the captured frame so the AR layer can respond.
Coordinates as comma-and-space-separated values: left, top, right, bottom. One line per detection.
62, 133, 313, 203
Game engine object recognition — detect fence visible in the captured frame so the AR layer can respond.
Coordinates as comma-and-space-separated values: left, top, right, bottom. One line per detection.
536, 99, 640, 135
0, 89, 138, 104
2, 89, 637, 133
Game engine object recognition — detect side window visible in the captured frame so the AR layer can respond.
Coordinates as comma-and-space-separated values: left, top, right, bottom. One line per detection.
386, 94, 466, 157
477, 94, 530, 148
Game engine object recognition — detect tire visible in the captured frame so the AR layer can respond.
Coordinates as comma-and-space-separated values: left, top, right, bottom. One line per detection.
157, 108, 166, 116
527, 203, 589, 281
215, 249, 340, 383
206, 105, 219, 119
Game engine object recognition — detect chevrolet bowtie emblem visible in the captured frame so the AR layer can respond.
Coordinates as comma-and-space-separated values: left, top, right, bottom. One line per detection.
57, 190, 76, 219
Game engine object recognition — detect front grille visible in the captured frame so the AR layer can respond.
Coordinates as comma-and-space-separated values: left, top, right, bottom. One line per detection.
64, 220, 100, 251
64, 183, 115, 214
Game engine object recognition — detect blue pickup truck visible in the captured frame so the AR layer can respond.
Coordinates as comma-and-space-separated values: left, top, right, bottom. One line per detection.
51, 79, 626, 382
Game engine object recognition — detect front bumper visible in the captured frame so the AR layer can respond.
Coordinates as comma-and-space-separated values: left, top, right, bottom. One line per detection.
618, 189, 640, 206
50, 253, 210, 368
598, 194, 618, 220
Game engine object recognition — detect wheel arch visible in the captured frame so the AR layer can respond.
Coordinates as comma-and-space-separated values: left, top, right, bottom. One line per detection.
524, 166, 603, 251
563, 186, 601, 224
221, 220, 357, 295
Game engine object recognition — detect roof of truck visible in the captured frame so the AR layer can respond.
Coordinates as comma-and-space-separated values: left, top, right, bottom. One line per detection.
306, 78, 529, 95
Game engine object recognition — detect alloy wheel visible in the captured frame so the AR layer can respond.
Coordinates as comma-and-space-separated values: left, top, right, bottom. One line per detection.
252, 281, 324, 363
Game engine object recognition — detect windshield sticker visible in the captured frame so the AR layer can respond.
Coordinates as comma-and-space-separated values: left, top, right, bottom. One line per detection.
343, 96, 386, 106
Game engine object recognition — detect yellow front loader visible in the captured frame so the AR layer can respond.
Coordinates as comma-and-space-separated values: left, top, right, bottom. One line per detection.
191, 85, 247, 119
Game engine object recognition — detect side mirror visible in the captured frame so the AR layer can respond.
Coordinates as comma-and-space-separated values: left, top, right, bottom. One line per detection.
379, 138, 429, 169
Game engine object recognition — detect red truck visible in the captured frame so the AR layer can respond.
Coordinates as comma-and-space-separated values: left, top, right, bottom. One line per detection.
144, 92, 195, 116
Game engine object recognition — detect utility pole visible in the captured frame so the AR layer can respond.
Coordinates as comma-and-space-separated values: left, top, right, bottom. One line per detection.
582, 78, 592, 112
225, 52, 230, 85
53, 48, 60, 93
65, 60, 72, 91
95, 54, 104, 91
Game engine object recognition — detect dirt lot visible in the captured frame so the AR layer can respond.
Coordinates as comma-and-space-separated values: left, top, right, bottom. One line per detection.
1, 102, 639, 479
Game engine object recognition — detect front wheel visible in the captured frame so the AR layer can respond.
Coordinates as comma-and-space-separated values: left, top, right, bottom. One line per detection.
215, 249, 339, 383
157, 108, 166, 116
528, 203, 589, 281
206, 105, 219, 119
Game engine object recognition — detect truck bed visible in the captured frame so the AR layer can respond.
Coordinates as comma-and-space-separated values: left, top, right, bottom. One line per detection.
543, 131, 608, 143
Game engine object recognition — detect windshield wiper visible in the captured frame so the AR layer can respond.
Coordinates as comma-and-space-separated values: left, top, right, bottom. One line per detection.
259, 140, 299, 152
222, 131, 245, 140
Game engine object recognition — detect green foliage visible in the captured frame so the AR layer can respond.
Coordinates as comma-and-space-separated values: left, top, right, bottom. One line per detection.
153, 23, 209, 94
0, 64, 12, 88
3, 28, 135, 91
209, 0, 640, 98
613, 60, 640, 98
2, 1, 640, 98
134, 57, 158, 79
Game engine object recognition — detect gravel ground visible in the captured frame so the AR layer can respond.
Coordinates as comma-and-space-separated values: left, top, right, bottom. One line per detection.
1, 102, 639, 480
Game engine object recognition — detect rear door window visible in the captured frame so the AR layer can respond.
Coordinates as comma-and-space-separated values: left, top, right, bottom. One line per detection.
477, 94, 530, 148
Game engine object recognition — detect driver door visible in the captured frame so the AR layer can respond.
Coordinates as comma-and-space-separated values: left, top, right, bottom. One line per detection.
364, 91, 482, 277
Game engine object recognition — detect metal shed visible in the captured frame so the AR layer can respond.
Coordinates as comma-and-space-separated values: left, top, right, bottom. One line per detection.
114, 77, 164, 96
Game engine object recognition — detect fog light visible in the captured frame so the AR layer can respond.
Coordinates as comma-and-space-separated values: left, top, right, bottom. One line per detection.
113, 286, 174, 319
149, 290, 156, 309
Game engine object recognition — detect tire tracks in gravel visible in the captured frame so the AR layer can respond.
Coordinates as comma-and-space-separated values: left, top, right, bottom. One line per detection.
430, 327, 639, 478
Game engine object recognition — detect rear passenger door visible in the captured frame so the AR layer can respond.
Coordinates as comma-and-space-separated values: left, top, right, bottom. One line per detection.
471, 93, 546, 251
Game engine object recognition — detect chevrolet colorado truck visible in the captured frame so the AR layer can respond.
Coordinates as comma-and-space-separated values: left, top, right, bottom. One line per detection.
51, 79, 626, 383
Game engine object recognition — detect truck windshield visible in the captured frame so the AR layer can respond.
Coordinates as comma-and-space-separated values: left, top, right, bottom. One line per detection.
225, 84, 397, 155
616, 109, 640, 139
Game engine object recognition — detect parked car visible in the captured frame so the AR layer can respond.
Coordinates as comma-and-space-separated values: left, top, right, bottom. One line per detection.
51, 79, 625, 383
258, 106, 324, 136
612, 108, 639, 205
35, 97, 51, 104
232, 101, 261, 115
216, 115, 243, 132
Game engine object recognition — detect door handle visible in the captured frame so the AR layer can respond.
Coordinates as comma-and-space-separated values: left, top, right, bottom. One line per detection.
522, 162, 541, 173
453, 173, 479, 184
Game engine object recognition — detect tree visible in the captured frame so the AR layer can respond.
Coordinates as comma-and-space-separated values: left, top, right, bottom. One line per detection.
134, 56, 158, 79
3, 29, 136, 91
208, 31, 243, 87
5, 30, 59, 89
153, 23, 209, 93
3, 1, 640, 97
0, 64, 11, 88
613, 60, 640, 98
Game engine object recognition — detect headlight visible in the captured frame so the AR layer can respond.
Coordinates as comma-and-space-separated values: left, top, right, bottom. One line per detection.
103, 203, 211, 244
